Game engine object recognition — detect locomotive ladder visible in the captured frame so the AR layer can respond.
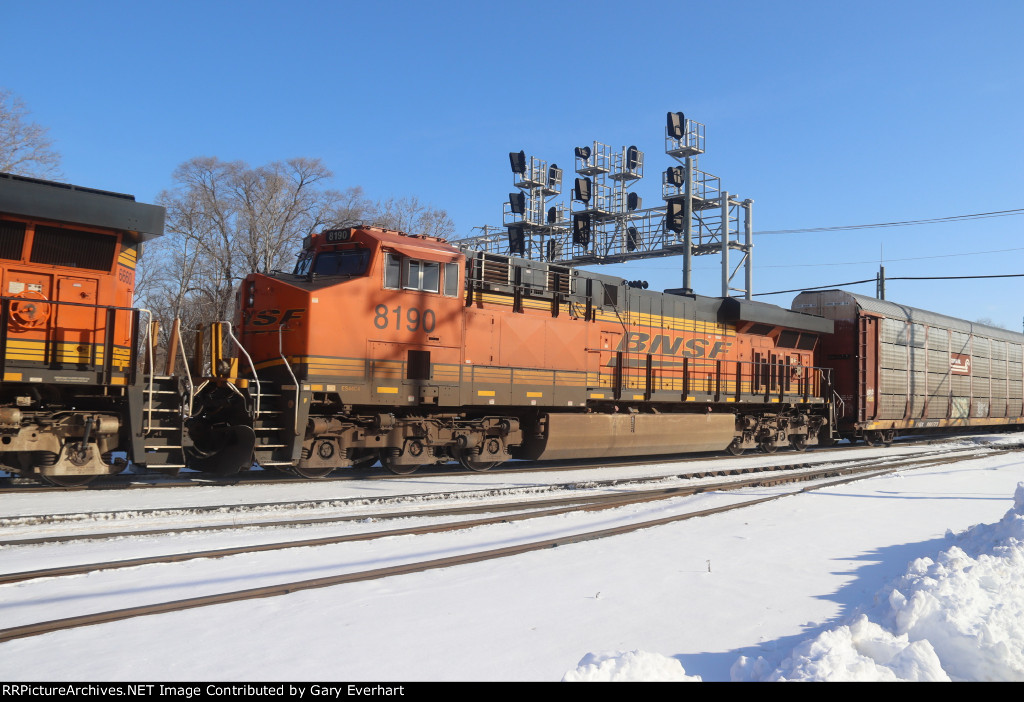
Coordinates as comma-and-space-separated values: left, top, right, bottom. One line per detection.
138, 375, 188, 471
249, 380, 294, 467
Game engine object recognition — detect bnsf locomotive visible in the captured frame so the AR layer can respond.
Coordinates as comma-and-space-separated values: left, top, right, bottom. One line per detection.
0, 172, 170, 485
221, 225, 834, 477
2, 172, 1023, 485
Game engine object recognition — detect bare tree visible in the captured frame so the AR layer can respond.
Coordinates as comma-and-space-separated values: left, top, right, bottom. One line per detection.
139, 156, 458, 364
0, 89, 61, 178
371, 194, 456, 238
143, 157, 345, 327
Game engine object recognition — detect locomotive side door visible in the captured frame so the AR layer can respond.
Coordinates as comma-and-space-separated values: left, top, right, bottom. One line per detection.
590, 330, 622, 394
55, 276, 99, 367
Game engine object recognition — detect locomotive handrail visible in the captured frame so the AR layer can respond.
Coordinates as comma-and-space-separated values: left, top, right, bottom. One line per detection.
0, 295, 141, 311
620, 352, 829, 403
175, 320, 194, 417
219, 321, 262, 417
136, 308, 154, 435
278, 324, 301, 436
0, 293, 142, 377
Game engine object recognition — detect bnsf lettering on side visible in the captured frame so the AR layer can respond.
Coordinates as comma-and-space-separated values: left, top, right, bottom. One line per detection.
617, 332, 733, 359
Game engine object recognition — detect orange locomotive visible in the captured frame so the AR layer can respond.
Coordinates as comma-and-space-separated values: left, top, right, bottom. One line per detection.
0, 172, 169, 485
211, 224, 835, 477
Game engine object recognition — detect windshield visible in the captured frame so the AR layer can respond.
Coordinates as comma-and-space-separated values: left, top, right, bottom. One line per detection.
293, 251, 314, 276
310, 249, 370, 277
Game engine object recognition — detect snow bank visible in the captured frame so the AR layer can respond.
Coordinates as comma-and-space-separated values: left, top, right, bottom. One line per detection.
733, 482, 1024, 681
562, 650, 701, 682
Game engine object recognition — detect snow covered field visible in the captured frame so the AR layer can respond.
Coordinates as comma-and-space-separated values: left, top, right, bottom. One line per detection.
1, 434, 1023, 682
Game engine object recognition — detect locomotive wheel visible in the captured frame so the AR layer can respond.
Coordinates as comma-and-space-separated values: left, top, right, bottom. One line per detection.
38, 472, 96, 487
379, 450, 420, 475
725, 439, 745, 456
458, 455, 499, 472
790, 436, 808, 452
292, 464, 335, 479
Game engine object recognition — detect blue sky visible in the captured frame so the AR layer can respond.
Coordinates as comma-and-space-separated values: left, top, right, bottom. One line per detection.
4, 0, 1023, 327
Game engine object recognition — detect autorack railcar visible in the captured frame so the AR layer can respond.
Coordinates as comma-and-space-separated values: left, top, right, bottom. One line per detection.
792, 290, 1024, 445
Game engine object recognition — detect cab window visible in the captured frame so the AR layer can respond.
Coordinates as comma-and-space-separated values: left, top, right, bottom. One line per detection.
443, 262, 459, 296
405, 259, 440, 293
312, 249, 370, 276
384, 252, 402, 289
384, 251, 458, 296
293, 250, 314, 276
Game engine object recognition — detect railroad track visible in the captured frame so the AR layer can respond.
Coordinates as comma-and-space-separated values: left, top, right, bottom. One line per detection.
0, 443, 1014, 644
0, 443, 995, 544
0, 431, 1001, 494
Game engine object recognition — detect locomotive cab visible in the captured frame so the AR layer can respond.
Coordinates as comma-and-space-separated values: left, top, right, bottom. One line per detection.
292, 229, 371, 278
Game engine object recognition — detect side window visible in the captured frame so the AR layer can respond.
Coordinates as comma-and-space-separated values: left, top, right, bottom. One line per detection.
402, 258, 440, 293
404, 259, 421, 290
384, 252, 401, 289
443, 262, 459, 297
421, 261, 439, 293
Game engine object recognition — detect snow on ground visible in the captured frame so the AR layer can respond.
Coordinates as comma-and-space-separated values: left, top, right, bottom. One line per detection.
2, 433, 1024, 681
571, 479, 1024, 682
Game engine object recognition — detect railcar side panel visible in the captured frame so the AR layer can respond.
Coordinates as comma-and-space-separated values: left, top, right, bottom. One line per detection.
793, 289, 1024, 442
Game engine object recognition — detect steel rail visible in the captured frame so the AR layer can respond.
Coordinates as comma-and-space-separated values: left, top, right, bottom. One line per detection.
0, 447, 1007, 642
0, 445, 999, 546
0, 446, 972, 543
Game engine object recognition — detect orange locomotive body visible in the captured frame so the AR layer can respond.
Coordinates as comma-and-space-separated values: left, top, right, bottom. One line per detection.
0, 173, 165, 485
224, 225, 834, 476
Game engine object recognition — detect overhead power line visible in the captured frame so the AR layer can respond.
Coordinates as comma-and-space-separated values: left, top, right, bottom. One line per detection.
753, 272, 1024, 297
755, 208, 1024, 236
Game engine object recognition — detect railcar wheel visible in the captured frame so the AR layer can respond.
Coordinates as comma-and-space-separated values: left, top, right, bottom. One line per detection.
379, 450, 420, 475
790, 436, 808, 452
863, 432, 879, 447
881, 430, 895, 447
725, 439, 745, 456
759, 441, 778, 453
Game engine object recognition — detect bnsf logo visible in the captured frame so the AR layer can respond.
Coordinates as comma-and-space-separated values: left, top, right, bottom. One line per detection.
248, 308, 305, 326
617, 332, 733, 359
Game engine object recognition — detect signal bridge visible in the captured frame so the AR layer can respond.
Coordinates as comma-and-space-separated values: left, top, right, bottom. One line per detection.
457, 112, 754, 300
